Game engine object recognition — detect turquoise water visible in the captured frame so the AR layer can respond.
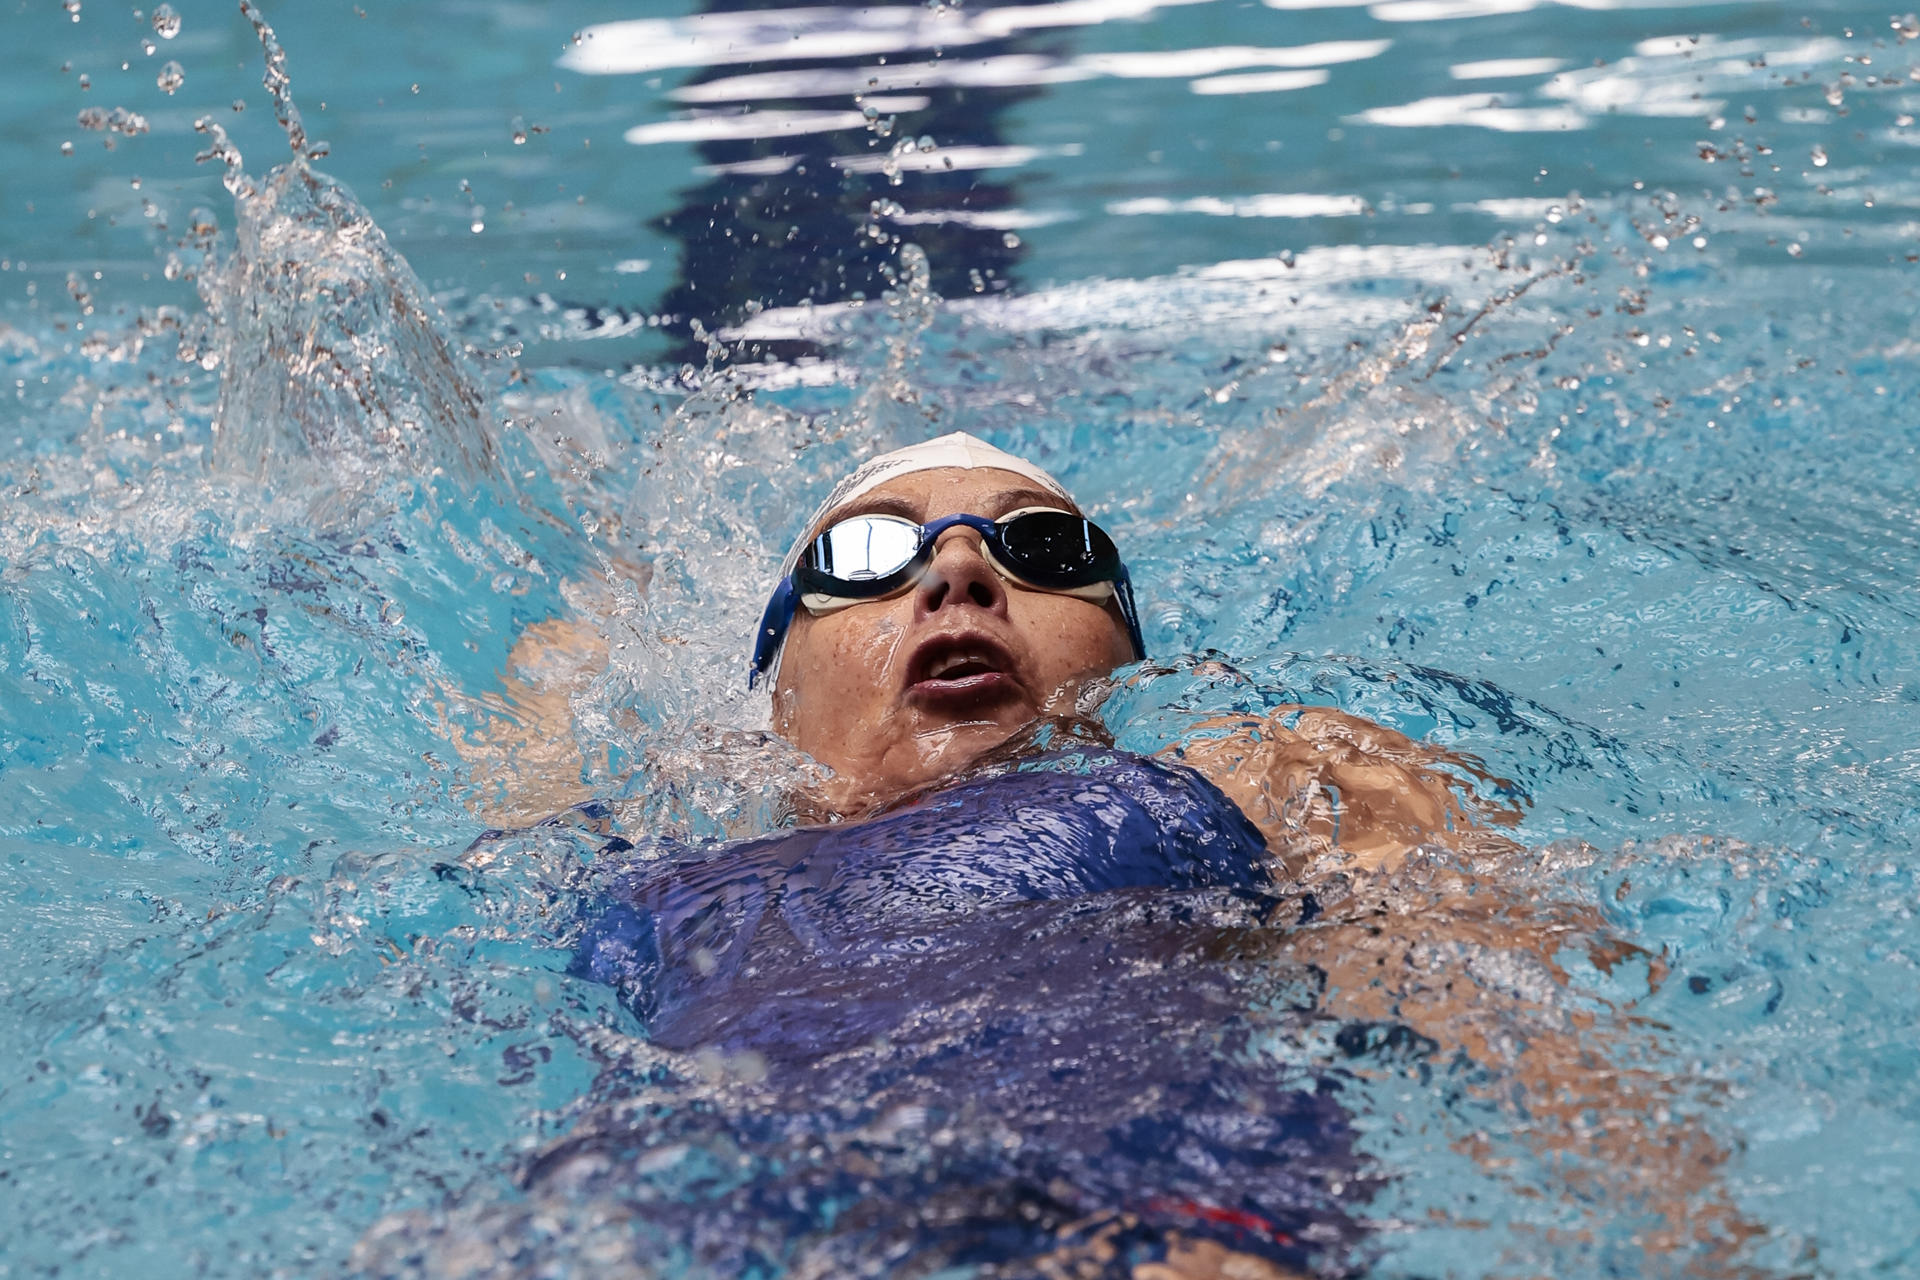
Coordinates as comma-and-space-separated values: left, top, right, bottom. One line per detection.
5, 0, 1920, 1275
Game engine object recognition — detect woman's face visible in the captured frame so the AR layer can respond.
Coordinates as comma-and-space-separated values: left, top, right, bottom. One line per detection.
770, 466, 1135, 809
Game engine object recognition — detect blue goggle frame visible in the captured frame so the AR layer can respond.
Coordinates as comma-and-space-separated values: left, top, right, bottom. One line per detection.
749, 510, 1146, 688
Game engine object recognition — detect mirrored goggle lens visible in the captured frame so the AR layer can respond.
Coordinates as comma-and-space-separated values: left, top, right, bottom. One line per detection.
994, 511, 1119, 589
803, 514, 924, 584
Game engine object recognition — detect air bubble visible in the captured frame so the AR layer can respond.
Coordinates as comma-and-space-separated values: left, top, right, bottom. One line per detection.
152, 3, 181, 38
156, 60, 185, 94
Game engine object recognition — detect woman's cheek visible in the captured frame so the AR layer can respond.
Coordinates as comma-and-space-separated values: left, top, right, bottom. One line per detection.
816, 614, 905, 717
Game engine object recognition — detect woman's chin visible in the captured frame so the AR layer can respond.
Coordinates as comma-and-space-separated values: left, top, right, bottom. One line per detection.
812, 715, 1032, 818
908, 706, 1032, 765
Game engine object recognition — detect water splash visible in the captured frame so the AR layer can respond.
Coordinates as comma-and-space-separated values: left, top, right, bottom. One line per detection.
183, 2, 502, 512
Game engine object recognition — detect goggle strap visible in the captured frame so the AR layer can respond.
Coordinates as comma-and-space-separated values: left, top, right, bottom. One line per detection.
747, 575, 800, 688
1114, 570, 1147, 660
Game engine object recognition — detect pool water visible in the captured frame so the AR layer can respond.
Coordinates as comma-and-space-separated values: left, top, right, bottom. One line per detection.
4, 0, 1920, 1275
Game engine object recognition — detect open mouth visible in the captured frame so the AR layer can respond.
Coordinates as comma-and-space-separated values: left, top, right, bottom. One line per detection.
905, 636, 1019, 705
925, 651, 1001, 681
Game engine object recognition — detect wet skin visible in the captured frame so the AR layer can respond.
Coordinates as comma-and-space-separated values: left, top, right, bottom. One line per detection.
769, 466, 1137, 815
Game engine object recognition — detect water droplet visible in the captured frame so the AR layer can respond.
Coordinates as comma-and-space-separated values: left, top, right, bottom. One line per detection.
59, 140, 74, 156
1811, 144, 1829, 167
156, 60, 185, 94
62, 0, 80, 21
470, 220, 485, 234
141, 39, 155, 56
1787, 241, 1804, 257
78, 74, 91, 91
1001, 231, 1021, 248
152, 3, 181, 38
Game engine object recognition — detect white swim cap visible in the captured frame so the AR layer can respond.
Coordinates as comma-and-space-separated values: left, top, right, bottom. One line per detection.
779, 431, 1076, 576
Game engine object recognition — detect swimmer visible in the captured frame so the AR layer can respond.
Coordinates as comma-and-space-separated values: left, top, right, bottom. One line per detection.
751, 431, 1490, 869
532, 434, 1759, 1278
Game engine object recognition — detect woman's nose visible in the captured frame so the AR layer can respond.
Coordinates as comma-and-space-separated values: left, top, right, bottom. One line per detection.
916, 526, 1007, 617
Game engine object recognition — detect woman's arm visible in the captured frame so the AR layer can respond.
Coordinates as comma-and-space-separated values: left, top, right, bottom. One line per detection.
1170, 707, 1765, 1273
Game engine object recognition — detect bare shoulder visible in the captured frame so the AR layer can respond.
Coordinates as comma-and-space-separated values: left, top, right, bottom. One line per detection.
1161, 705, 1521, 875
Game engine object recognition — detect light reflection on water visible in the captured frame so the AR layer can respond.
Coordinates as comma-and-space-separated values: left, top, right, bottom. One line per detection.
3, 0, 1920, 1276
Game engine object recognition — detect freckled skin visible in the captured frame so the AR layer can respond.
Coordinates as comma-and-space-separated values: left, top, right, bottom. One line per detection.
770, 467, 1135, 815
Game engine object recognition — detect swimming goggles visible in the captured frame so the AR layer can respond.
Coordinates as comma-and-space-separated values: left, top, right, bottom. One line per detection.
749, 508, 1146, 687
